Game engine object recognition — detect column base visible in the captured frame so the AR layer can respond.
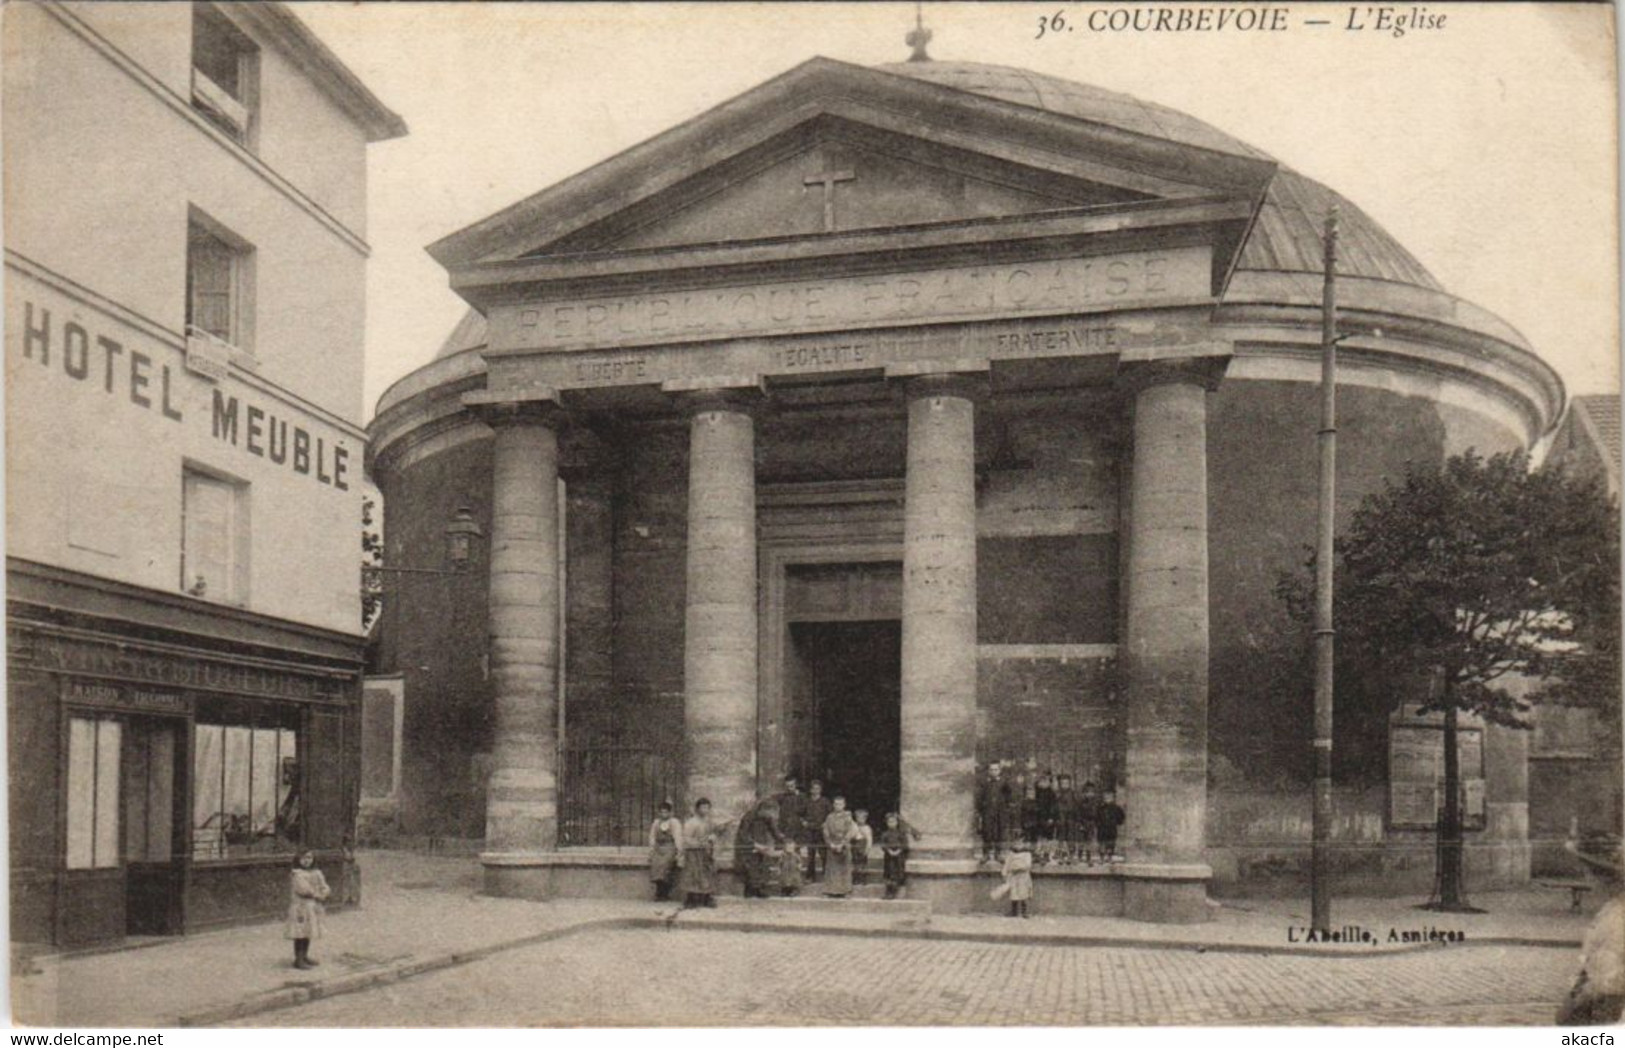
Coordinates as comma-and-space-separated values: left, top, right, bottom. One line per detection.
1118, 863, 1216, 923
483, 848, 674, 902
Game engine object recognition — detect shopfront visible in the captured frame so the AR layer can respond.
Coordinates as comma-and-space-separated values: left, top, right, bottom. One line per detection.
9, 560, 362, 947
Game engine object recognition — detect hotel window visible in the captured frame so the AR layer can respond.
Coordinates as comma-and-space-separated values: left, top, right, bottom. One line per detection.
190, 3, 258, 145
186, 216, 254, 353
181, 466, 248, 603
192, 701, 300, 860
66, 718, 122, 870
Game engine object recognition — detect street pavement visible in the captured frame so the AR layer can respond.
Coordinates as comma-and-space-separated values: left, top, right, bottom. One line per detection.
10, 849, 1598, 1028
234, 926, 1572, 1027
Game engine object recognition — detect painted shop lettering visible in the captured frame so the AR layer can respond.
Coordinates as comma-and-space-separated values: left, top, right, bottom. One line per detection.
28, 635, 336, 699
20, 301, 183, 421
212, 389, 349, 490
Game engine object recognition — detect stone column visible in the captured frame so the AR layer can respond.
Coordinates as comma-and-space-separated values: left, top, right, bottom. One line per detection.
1120, 367, 1212, 867
681, 389, 760, 825
899, 374, 980, 860
466, 392, 563, 853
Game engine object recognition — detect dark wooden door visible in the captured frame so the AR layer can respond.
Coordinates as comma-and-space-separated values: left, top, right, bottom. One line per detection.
123, 719, 184, 936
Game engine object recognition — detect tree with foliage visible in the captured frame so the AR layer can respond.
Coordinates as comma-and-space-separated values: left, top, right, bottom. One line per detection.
1280, 450, 1616, 911
361, 496, 384, 630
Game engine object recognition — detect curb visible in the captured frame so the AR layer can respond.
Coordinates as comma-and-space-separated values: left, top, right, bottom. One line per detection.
172, 911, 1583, 1027
174, 917, 650, 1027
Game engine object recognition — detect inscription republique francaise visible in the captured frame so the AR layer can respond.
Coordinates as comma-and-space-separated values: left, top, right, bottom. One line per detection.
496, 247, 1210, 354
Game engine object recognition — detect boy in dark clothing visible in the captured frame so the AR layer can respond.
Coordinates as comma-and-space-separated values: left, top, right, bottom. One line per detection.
879, 812, 910, 899
1054, 774, 1078, 864
773, 776, 805, 850
976, 762, 1008, 864
1078, 780, 1102, 865
1097, 790, 1126, 862
1018, 777, 1038, 848
803, 780, 832, 880
1034, 771, 1058, 863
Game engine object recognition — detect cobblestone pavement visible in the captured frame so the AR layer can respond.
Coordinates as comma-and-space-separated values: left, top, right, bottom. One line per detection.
235, 928, 1572, 1027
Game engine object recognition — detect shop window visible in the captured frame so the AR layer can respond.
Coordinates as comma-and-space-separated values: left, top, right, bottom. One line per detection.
186, 215, 254, 353
181, 466, 248, 604
190, 3, 258, 144
192, 723, 299, 859
66, 718, 121, 870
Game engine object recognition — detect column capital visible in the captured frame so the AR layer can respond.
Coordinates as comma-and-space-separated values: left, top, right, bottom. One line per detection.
1116, 343, 1231, 395
463, 388, 567, 429
1118, 342, 1228, 396
663, 377, 766, 419
887, 360, 990, 403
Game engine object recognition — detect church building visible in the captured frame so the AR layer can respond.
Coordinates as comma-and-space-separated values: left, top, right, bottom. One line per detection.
366, 55, 1562, 920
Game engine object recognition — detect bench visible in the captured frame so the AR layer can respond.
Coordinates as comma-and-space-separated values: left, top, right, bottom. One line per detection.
1539, 880, 1593, 912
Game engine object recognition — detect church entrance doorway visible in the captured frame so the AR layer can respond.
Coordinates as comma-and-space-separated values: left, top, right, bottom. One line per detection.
786, 620, 901, 819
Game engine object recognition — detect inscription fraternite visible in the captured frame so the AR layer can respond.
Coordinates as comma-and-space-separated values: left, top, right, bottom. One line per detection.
493, 246, 1211, 355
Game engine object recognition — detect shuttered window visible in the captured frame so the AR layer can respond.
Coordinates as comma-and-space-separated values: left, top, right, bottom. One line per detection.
181, 468, 244, 603
186, 225, 243, 345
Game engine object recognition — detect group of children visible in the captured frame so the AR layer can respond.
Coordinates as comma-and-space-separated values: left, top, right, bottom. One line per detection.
976, 762, 1126, 867
651, 776, 921, 904
649, 766, 1128, 919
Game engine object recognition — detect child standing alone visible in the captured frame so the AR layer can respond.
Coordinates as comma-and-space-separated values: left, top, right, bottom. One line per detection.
1000, 839, 1033, 919
286, 849, 331, 969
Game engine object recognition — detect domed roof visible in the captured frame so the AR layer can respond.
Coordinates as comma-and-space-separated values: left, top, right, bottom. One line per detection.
876, 61, 1443, 293
433, 60, 1442, 361
876, 61, 1271, 160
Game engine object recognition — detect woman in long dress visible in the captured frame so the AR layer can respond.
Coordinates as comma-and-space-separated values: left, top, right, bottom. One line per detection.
821, 796, 858, 897
736, 799, 784, 898
285, 849, 331, 969
648, 801, 685, 901
678, 797, 726, 908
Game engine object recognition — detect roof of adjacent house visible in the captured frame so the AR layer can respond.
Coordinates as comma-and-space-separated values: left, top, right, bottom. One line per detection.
1575, 394, 1622, 469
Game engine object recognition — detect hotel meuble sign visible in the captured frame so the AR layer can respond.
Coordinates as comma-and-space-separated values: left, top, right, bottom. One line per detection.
14, 297, 351, 491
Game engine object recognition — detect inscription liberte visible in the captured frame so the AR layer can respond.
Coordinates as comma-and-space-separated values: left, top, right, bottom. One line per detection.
567, 324, 1119, 386
520, 249, 1201, 352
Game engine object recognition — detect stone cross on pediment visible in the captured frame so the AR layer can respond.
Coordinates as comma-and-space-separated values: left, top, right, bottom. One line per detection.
802, 168, 856, 232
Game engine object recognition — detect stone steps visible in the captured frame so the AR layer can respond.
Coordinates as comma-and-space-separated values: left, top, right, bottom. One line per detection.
713, 893, 930, 918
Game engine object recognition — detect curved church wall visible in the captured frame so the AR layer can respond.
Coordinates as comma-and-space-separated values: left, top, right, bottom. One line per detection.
1205, 371, 1531, 892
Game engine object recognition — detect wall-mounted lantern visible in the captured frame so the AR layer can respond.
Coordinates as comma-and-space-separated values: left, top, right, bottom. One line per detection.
364, 506, 484, 580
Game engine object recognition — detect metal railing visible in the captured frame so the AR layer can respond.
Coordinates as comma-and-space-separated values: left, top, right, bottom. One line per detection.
558, 745, 682, 847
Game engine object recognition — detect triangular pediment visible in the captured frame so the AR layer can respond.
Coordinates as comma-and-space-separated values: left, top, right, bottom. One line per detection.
540, 121, 1150, 254
429, 57, 1278, 271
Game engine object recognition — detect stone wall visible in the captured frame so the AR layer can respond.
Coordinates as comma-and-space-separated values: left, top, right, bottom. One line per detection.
374, 434, 494, 842
603, 426, 689, 750
1206, 378, 1526, 790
